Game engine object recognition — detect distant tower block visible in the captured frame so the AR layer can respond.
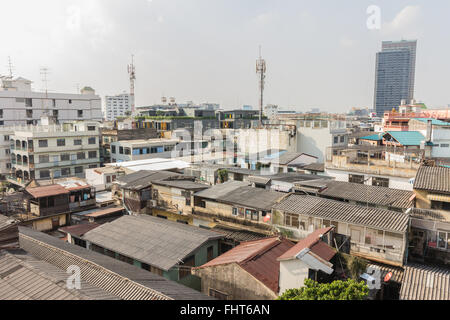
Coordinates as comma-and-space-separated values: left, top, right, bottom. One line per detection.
256, 47, 266, 127
127, 55, 136, 114
161, 96, 167, 104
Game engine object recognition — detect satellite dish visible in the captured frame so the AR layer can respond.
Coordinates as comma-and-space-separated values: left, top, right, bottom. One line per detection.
384, 272, 393, 282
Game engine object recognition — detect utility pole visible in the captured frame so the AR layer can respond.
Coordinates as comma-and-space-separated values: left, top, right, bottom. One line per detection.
256, 46, 266, 128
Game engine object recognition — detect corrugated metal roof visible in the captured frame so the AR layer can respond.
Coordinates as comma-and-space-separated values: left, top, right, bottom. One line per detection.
25, 185, 69, 198
300, 163, 325, 172
219, 186, 287, 211
400, 264, 450, 300
122, 171, 180, 190
278, 227, 334, 261
152, 179, 209, 190
194, 181, 249, 200
384, 131, 425, 146
299, 180, 415, 209
366, 263, 404, 283
194, 237, 294, 294
83, 215, 223, 271
212, 225, 269, 242
411, 118, 450, 126
273, 194, 410, 233
360, 133, 383, 141
19, 227, 212, 300
58, 223, 100, 237
0, 250, 120, 300
413, 165, 450, 193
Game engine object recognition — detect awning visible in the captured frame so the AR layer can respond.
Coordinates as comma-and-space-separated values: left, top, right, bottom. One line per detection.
427, 194, 450, 203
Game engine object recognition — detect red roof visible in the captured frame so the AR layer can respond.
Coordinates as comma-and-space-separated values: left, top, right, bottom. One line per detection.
194, 237, 294, 293
278, 227, 335, 261
59, 223, 100, 237
25, 185, 70, 198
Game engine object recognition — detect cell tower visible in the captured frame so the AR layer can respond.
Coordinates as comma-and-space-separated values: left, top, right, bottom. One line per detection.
40, 67, 50, 115
128, 55, 136, 115
256, 46, 266, 127
7, 56, 14, 78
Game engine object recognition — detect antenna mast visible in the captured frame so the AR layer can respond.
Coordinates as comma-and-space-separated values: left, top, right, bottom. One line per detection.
128, 55, 136, 115
7, 56, 14, 78
40, 67, 50, 115
256, 46, 266, 127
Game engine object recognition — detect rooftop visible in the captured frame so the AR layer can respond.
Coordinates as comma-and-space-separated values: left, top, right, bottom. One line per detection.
58, 223, 100, 237
19, 226, 212, 300
107, 158, 190, 172
400, 263, 450, 300
411, 118, 450, 126
384, 131, 425, 146
82, 215, 223, 271
117, 170, 180, 190
194, 237, 294, 293
413, 165, 450, 193
273, 194, 410, 233
25, 185, 69, 198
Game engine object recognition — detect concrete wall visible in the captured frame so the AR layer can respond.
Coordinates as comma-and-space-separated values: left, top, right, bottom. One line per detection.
193, 263, 277, 300
278, 259, 309, 295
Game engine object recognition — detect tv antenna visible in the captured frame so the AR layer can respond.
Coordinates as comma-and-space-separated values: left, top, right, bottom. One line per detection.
128, 55, 136, 115
6, 56, 14, 78
40, 67, 51, 114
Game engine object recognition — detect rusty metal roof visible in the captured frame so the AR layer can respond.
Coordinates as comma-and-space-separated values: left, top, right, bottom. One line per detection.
413, 165, 450, 193
194, 237, 294, 294
278, 227, 334, 261
25, 185, 69, 198
58, 223, 100, 237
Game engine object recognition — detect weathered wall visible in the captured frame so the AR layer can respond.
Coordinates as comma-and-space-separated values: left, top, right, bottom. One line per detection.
193, 263, 277, 300
278, 259, 309, 295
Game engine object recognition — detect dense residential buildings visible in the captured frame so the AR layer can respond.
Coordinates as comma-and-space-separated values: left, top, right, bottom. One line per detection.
0, 76, 102, 125
9, 118, 100, 185
374, 40, 417, 116
103, 93, 132, 121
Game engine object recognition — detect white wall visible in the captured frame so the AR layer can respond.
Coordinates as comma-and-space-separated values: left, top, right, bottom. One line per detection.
278, 259, 309, 295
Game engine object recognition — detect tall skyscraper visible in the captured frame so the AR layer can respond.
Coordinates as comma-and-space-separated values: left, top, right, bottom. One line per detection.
373, 40, 417, 116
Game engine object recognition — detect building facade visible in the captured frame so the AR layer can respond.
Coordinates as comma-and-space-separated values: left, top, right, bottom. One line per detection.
103, 93, 132, 121
374, 40, 417, 116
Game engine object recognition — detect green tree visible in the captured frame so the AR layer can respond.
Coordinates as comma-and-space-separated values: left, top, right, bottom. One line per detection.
217, 169, 229, 183
348, 256, 368, 280
278, 278, 369, 300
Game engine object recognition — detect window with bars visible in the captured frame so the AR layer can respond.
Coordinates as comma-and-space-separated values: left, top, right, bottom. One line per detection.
285, 213, 299, 228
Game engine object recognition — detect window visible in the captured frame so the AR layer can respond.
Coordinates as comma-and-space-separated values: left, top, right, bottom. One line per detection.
0, 109, 3, 118
106, 176, 111, 183
372, 177, 389, 188
61, 154, 70, 161
340, 136, 345, 143
39, 155, 49, 163
209, 289, 228, 300
53, 110, 58, 117
74, 139, 82, 146
57, 139, 65, 146
238, 207, 245, 218
4, 135, 9, 141
38, 140, 48, 148
26, 109, 33, 118
87, 126, 96, 131
111, 145, 116, 154
89, 164, 97, 168
74, 166, 83, 174
25, 98, 32, 107
77, 152, 85, 160
69, 99, 72, 104
77, 110, 83, 117
39, 170, 50, 179
88, 151, 97, 159
179, 255, 195, 279
207, 246, 214, 262
61, 168, 71, 176
441, 144, 450, 148
251, 210, 259, 221
334, 136, 339, 144
437, 231, 449, 250
119, 146, 124, 154
88, 137, 96, 145
52, 99, 56, 107
349, 174, 365, 184
285, 213, 299, 228
124, 148, 131, 155
232, 207, 238, 216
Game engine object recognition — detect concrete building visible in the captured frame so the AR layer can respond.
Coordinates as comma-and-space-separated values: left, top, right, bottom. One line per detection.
264, 104, 278, 119
0, 76, 102, 125
374, 40, 417, 116
109, 138, 180, 162
9, 119, 101, 185
103, 93, 132, 121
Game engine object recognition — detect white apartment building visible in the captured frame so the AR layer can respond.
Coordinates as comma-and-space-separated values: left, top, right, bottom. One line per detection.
0, 76, 102, 126
264, 104, 279, 119
103, 93, 132, 121
10, 118, 101, 184
110, 138, 180, 162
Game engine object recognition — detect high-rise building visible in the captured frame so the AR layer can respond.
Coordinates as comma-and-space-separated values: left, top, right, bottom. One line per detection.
103, 93, 132, 121
0, 77, 102, 125
373, 40, 417, 116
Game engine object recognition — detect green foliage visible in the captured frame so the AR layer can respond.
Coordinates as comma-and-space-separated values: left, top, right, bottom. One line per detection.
217, 169, 229, 183
278, 278, 369, 300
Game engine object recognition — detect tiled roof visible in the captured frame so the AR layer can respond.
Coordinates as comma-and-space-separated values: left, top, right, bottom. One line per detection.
194, 237, 294, 294
278, 227, 334, 261
300, 163, 325, 172
273, 194, 410, 233
384, 131, 425, 146
25, 185, 69, 198
83, 215, 223, 271
19, 226, 212, 300
0, 250, 120, 300
122, 171, 180, 190
400, 264, 450, 300
413, 165, 450, 193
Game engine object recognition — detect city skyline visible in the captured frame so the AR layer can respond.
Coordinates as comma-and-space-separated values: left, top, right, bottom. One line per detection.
1, 0, 450, 112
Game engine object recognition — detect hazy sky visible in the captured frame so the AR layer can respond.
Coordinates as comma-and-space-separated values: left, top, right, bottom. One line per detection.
1, 0, 449, 112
